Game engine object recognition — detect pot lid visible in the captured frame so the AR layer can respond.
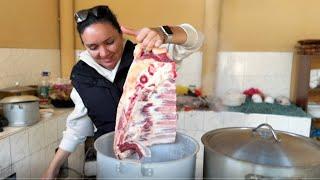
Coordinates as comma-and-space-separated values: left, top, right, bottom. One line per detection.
201, 124, 320, 167
0, 85, 35, 93
0, 95, 39, 104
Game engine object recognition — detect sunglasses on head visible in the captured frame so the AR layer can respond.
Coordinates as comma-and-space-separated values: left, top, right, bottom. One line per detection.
74, 5, 109, 24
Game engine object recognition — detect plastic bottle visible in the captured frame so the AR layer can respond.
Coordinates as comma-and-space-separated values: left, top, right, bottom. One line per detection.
38, 71, 50, 107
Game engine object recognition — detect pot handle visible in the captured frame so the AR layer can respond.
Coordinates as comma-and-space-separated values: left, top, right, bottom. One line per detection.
245, 173, 273, 179
115, 162, 154, 177
252, 123, 281, 142
141, 164, 153, 177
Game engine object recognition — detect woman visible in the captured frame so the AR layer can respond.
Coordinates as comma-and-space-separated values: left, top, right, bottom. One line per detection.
42, 5, 203, 179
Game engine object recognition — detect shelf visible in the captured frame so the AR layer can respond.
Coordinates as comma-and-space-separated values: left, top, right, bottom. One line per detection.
293, 54, 320, 110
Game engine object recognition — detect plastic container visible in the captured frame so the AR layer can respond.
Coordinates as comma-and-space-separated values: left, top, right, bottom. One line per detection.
38, 71, 50, 107
94, 132, 199, 179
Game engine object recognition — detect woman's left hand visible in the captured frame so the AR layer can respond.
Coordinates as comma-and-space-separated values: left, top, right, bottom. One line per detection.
121, 26, 165, 51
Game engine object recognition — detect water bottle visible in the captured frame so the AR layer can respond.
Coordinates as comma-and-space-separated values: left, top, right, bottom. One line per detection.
38, 71, 50, 107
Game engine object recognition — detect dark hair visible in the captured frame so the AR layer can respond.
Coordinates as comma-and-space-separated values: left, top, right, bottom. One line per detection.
75, 5, 122, 35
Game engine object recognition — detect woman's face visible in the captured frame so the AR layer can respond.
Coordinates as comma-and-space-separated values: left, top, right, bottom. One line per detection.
81, 22, 124, 70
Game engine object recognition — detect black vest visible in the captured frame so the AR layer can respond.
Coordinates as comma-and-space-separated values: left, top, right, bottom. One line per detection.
71, 41, 135, 139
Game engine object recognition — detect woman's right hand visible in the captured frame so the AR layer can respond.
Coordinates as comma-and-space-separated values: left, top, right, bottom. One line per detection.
41, 167, 59, 179
121, 26, 165, 52
41, 148, 71, 179
121, 25, 188, 51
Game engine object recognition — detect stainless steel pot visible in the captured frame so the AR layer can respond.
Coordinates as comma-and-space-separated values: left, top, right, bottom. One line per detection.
201, 123, 320, 179
0, 95, 40, 126
94, 132, 199, 179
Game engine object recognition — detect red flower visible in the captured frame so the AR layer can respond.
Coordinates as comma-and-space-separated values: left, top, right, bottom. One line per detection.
243, 88, 264, 97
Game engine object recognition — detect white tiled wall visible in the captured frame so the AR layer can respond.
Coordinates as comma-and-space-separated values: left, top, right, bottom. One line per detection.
10, 130, 29, 164
0, 48, 60, 88
45, 118, 58, 146
0, 109, 84, 179
176, 52, 203, 87
0, 137, 11, 170
28, 121, 46, 154
177, 110, 312, 179
216, 52, 293, 98
14, 156, 31, 179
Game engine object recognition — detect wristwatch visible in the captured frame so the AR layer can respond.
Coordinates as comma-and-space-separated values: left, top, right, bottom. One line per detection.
160, 25, 173, 43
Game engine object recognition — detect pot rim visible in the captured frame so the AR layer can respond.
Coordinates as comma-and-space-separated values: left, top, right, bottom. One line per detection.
0, 95, 39, 104
94, 131, 200, 165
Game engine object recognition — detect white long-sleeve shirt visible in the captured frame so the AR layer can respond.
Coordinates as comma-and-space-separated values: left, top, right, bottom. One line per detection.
59, 24, 204, 152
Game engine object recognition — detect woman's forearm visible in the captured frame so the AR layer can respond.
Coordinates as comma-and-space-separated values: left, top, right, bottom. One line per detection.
42, 148, 71, 179
169, 26, 188, 45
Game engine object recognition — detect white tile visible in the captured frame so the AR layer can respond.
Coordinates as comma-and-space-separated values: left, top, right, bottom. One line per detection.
264, 53, 292, 76
184, 111, 204, 131
28, 121, 45, 154
246, 113, 267, 128
266, 115, 290, 132
57, 116, 67, 139
244, 54, 271, 76
0, 137, 11, 170
177, 111, 185, 130
176, 52, 203, 87
10, 130, 29, 163
0, 165, 14, 179
263, 75, 291, 97
203, 111, 223, 132
227, 54, 245, 76
288, 117, 312, 137
222, 112, 246, 128
216, 52, 293, 98
244, 52, 292, 76
217, 52, 246, 76
14, 157, 31, 179
30, 149, 46, 179
44, 119, 58, 146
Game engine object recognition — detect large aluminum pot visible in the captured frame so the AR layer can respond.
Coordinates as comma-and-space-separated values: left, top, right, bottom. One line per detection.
94, 131, 199, 180
0, 95, 40, 126
202, 123, 320, 179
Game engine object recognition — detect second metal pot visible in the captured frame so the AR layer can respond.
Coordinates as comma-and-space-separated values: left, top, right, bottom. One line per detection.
202, 124, 320, 179
0, 95, 40, 126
